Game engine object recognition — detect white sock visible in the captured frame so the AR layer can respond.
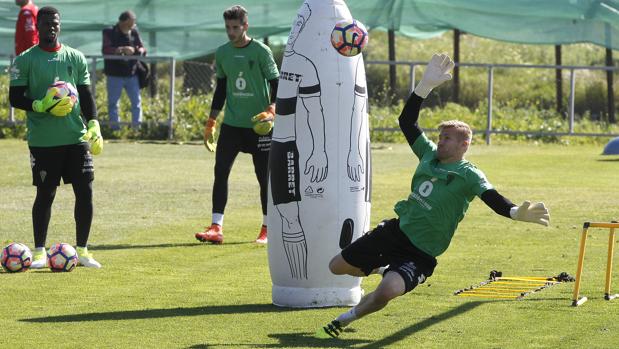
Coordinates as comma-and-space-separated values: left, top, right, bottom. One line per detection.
262, 215, 267, 226
335, 307, 357, 327
34, 247, 46, 254
371, 265, 388, 275
212, 213, 224, 227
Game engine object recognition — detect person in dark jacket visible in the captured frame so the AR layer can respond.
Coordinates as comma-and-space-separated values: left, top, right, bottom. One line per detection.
102, 10, 146, 130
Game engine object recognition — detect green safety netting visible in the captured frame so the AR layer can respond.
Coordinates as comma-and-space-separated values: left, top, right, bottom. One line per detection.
0, 0, 617, 65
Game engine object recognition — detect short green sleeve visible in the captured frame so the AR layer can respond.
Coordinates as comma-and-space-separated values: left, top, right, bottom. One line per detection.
215, 48, 226, 79
260, 46, 279, 81
75, 51, 90, 86
467, 166, 494, 197
411, 133, 436, 160
9, 55, 29, 87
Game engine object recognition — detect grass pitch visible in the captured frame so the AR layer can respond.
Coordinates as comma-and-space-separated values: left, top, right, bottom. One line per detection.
1, 139, 618, 348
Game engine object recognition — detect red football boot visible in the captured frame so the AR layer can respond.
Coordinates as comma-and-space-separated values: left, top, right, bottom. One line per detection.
255, 225, 268, 244
195, 224, 223, 244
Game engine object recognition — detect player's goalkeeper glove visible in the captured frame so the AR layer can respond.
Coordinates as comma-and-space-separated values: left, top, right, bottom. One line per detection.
414, 53, 455, 98
510, 201, 550, 226
32, 87, 74, 117
251, 105, 275, 136
204, 118, 217, 152
80, 120, 103, 155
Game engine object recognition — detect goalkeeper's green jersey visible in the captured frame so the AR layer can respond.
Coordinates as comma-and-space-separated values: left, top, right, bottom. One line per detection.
10, 44, 90, 147
395, 133, 493, 257
215, 39, 279, 128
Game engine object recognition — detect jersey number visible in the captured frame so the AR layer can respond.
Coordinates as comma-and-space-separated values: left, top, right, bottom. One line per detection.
418, 181, 434, 197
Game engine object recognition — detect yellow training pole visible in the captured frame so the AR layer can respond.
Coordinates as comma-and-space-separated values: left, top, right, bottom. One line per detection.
605, 227, 616, 300
572, 224, 589, 306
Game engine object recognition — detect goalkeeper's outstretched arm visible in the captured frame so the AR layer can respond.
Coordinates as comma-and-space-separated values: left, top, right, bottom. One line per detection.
398, 93, 424, 146
481, 189, 550, 226
399, 53, 455, 146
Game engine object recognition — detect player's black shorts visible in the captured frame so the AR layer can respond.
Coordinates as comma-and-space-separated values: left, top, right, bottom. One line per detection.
218, 123, 271, 154
29, 143, 94, 187
269, 140, 301, 205
341, 218, 437, 294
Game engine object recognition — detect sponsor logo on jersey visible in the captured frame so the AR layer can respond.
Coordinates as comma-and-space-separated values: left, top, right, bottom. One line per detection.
410, 191, 432, 210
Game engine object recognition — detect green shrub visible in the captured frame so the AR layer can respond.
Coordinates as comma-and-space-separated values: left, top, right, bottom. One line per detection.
2, 34, 618, 145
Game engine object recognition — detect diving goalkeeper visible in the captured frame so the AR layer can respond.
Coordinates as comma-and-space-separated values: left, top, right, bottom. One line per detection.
319, 53, 550, 338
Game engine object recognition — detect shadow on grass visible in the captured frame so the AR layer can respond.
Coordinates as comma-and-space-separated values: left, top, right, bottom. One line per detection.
186, 302, 485, 348
90, 241, 254, 251
596, 157, 619, 161
265, 331, 370, 348
187, 332, 370, 348
358, 301, 485, 348
20, 303, 287, 323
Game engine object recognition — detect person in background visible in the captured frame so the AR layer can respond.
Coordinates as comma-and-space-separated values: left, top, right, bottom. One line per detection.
102, 10, 146, 130
14, 0, 39, 55
9, 6, 103, 269
195, 5, 279, 245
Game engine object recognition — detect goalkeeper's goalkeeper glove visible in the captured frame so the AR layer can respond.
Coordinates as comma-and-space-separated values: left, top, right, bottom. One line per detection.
32, 87, 74, 117
414, 53, 455, 98
204, 118, 217, 152
251, 105, 275, 136
510, 201, 550, 226
80, 120, 103, 155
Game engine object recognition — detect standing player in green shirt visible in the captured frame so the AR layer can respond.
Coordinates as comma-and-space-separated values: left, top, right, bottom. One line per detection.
195, 5, 279, 245
318, 53, 550, 337
9, 6, 103, 269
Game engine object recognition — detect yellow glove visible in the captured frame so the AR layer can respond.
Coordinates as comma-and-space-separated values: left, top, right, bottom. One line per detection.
32, 87, 74, 117
204, 118, 217, 152
251, 105, 275, 136
80, 120, 103, 155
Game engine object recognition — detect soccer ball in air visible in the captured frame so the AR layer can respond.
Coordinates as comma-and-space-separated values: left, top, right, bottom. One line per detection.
1, 243, 32, 273
48, 243, 78, 272
48, 80, 78, 105
330, 19, 369, 57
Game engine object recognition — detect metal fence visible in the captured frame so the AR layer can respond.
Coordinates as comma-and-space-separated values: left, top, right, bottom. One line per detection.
366, 60, 619, 144
3, 56, 619, 143
2, 54, 217, 140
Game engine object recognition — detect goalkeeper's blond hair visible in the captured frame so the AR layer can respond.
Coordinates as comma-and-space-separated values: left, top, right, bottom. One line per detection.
437, 120, 472, 142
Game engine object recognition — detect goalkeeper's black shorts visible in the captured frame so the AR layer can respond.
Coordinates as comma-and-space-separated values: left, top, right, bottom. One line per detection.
341, 218, 437, 293
29, 143, 94, 187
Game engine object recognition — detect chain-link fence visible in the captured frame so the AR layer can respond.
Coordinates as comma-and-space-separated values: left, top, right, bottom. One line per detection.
3, 55, 619, 143
1, 54, 217, 141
